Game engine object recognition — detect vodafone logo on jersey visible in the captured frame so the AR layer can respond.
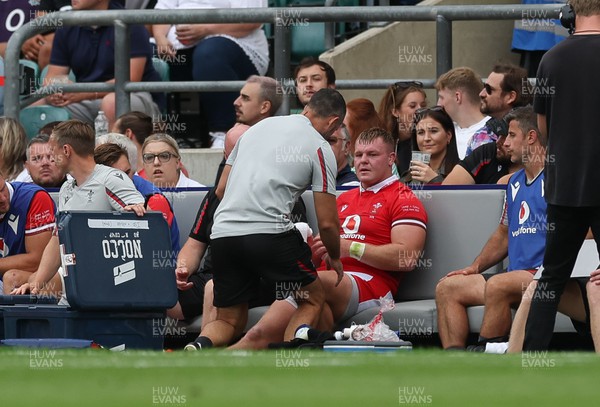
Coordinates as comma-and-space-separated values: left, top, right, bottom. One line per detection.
518, 201, 530, 225
342, 215, 359, 234
512, 200, 542, 238
340, 215, 366, 241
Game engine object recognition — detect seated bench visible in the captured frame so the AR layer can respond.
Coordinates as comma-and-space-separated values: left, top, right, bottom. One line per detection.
50, 185, 582, 342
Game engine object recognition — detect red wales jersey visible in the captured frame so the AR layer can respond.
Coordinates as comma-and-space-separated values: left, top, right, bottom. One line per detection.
318, 176, 427, 293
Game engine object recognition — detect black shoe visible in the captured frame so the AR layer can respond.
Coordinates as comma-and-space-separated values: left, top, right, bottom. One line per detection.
183, 336, 213, 351
465, 344, 486, 352
268, 327, 334, 349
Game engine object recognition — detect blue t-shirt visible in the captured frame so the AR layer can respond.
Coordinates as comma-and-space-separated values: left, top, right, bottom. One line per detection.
504, 169, 546, 271
49, 1, 165, 108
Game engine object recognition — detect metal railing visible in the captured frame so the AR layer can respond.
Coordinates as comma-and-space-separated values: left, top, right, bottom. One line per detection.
4, 4, 561, 119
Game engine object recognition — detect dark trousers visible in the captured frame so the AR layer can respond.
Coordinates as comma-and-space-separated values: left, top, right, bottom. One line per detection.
523, 204, 600, 350
191, 37, 259, 132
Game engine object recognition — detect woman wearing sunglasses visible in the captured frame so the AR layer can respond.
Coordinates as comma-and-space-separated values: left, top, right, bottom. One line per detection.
142, 133, 204, 188
378, 81, 427, 175
401, 107, 459, 185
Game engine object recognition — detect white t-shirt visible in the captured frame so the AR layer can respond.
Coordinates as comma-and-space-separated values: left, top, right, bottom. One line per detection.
154, 0, 269, 74
454, 116, 490, 159
11, 168, 32, 183
176, 172, 205, 188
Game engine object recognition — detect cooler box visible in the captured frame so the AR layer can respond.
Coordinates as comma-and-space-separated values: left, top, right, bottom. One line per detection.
1, 305, 165, 350
57, 211, 177, 311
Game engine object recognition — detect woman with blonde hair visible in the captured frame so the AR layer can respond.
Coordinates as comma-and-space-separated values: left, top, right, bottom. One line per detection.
142, 133, 204, 188
0, 117, 30, 182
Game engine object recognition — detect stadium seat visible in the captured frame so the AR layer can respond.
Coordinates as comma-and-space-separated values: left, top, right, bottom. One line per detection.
19, 106, 70, 139
282, 0, 359, 62
19, 59, 40, 96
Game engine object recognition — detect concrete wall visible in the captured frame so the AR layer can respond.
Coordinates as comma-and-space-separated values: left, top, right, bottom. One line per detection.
180, 148, 223, 186
320, 0, 520, 107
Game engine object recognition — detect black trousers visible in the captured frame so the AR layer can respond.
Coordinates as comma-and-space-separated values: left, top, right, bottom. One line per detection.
523, 204, 600, 350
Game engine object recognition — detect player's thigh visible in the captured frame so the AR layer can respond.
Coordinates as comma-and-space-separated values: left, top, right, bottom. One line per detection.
558, 279, 588, 323
485, 270, 534, 302
437, 274, 487, 306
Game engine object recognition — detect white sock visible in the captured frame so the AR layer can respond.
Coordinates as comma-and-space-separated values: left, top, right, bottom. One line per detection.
484, 342, 509, 354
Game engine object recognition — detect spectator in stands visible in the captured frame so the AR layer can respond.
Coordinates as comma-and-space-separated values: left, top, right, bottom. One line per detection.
0, 172, 57, 294
94, 135, 180, 255
152, 0, 269, 148
37, 120, 62, 137
378, 82, 427, 174
12, 119, 145, 298
229, 127, 428, 349
294, 57, 336, 107
436, 106, 546, 350
39, 0, 163, 127
25, 134, 68, 188
401, 107, 459, 185
479, 63, 531, 120
328, 124, 359, 187
183, 89, 345, 350
523, 0, 600, 352
436, 67, 496, 158
345, 98, 385, 159
112, 111, 154, 177
440, 65, 530, 186
20, 1, 74, 69
234, 76, 282, 127
442, 121, 520, 185
112, 111, 193, 181
0, 117, 30, 182
142, 133, 204, 188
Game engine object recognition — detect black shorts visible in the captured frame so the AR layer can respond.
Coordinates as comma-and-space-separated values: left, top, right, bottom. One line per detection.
211, 229, 317, 308
570, 277, 592, 336
178, 272, 212, 320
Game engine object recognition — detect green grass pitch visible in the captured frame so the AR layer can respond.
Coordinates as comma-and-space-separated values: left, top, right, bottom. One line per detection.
1, 348, 599, 406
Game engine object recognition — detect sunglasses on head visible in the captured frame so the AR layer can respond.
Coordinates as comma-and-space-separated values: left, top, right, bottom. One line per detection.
390, 81, 424, 109
414, 106, 444, 117
392, 81, 424, 91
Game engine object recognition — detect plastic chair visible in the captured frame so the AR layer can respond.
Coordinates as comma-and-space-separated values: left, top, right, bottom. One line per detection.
19, 59, 40, 96
19, 106, 71, 139
283, 0, 360, 62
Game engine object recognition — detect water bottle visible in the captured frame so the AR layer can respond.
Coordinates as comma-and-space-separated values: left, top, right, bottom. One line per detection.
94, 110, 109, 137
